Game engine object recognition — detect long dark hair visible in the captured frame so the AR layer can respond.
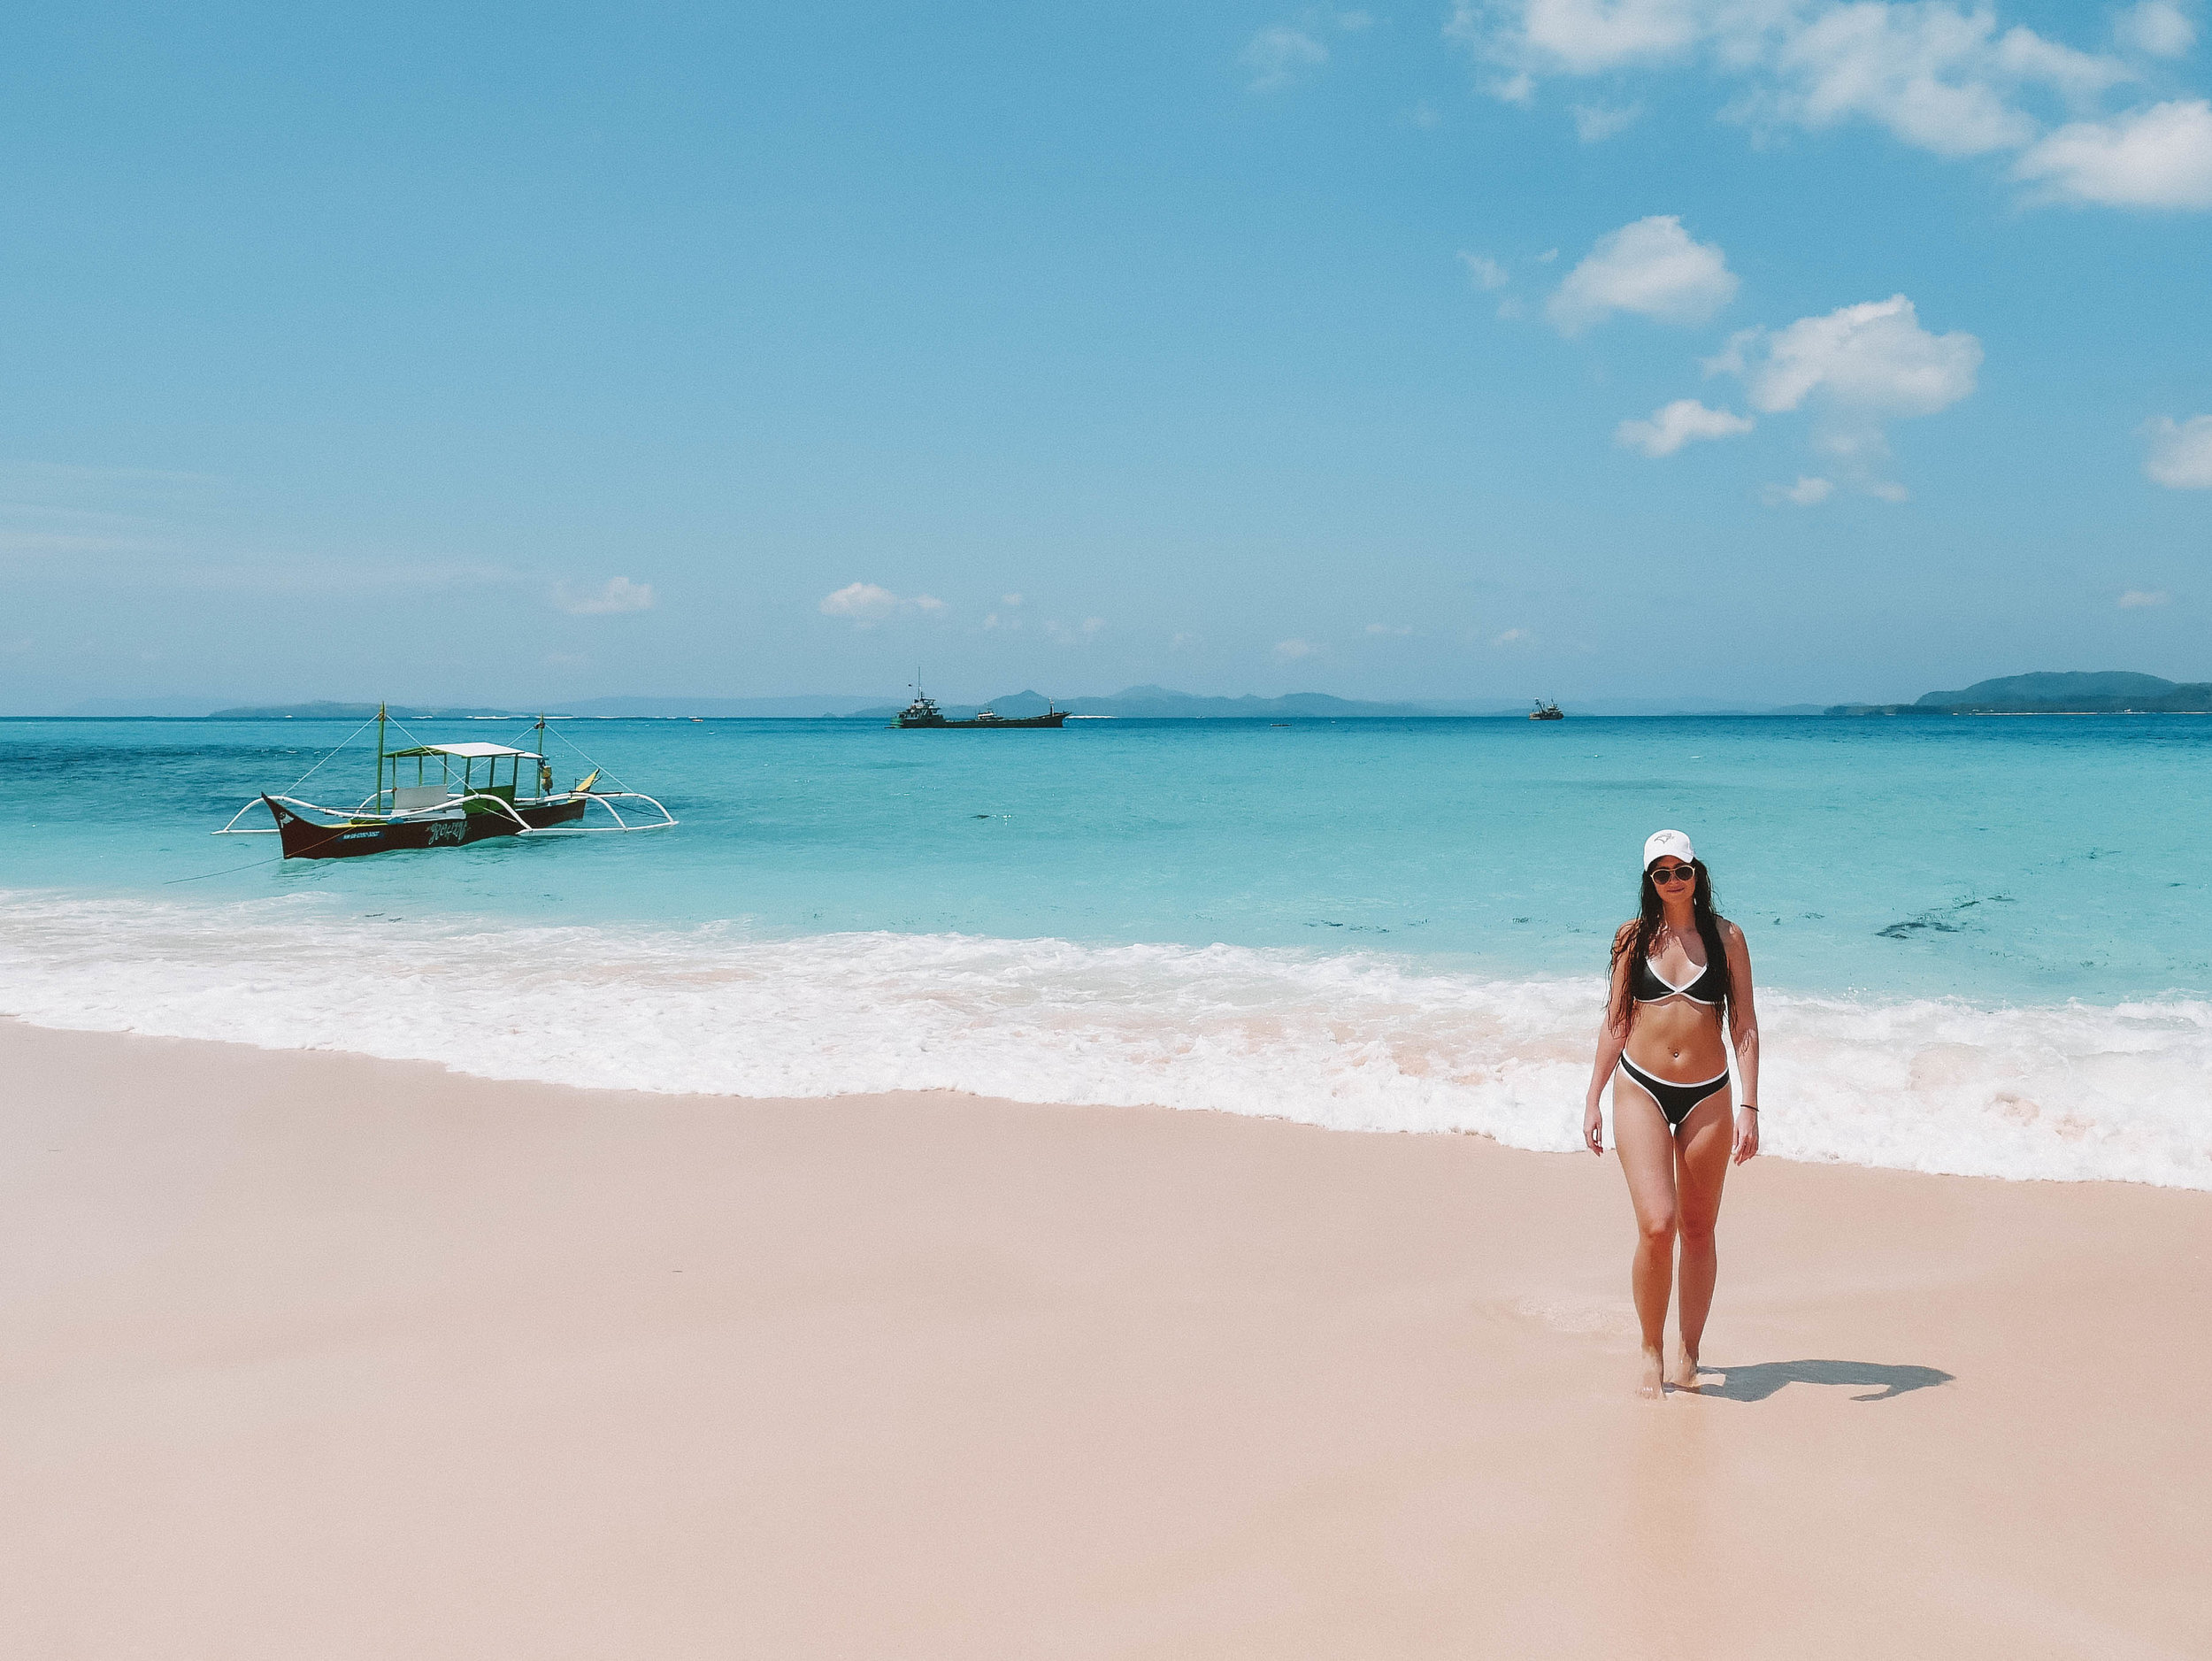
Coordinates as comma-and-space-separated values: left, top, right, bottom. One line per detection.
1609, 858, 1731, 1034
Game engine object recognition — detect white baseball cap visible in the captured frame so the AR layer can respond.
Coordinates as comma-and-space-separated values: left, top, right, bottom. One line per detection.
1643, 829, 1694, 871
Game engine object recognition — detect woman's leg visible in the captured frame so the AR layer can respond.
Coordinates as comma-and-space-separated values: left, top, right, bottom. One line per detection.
1669, 1088, 1734, 1388
1611, 1075, 1678, 1399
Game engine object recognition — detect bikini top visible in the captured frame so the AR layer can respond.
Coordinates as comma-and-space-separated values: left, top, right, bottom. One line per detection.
1632, 944, 1724, 1006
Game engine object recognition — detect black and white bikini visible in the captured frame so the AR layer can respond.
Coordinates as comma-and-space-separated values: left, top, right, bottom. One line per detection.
1617, 947, 1730, 1130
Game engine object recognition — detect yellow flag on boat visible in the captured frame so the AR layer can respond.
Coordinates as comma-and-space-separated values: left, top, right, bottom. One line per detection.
575, 770, 601, 795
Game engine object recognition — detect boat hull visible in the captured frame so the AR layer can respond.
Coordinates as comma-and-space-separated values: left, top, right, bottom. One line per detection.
266, 796, 589, 860
895, 712, 1070, 728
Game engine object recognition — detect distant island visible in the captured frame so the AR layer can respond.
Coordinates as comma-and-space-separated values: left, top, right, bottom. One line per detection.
1827, 671, 2212, 716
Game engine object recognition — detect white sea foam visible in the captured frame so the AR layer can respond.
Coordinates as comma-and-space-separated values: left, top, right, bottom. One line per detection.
1, 890, 2206, 1188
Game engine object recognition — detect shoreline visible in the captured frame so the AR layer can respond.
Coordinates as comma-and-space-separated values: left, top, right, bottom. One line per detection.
4, 899, 2206, 1190
4, 1017, 2207, 1656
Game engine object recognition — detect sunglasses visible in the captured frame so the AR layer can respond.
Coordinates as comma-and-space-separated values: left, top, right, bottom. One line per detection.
1648, 864, 1697, 885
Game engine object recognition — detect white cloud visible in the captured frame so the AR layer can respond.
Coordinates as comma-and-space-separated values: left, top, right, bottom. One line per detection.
818, 581, 946, 625
2143, 413, 2212, 486
2015, 100, 2212, 207
1001, 592, 1023, 606
553, 576, 654, 615
1448, 2, 2176, 204
1405, 99, 1445, 128
1548, 215, 1738, 335
1721, 295, 1981, 419
1698, 296, 1976, 492
1274, 637, 1320, 659
1458, 250, 1511, 289
1365, 621, 1416, 635
1243, 11, 1370, 90
1244, 25, 1328, 90
1492, 627, 1531, 646
1617, 397, 1755, 456
2118, 588, 2172, 607
819, 581, 899, 620
2116, 2, 2196, 59
1762, 475, 1836, 505
1759, 5, 2127, 158
1763, 5, 2039, 156
1448, 0, 1701, 76
1044, 616, 1106, 644
1571, 101, 1643, 141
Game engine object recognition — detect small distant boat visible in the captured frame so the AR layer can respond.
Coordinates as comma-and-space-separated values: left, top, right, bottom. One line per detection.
1529, 699, 1564, 721
217, 705, 676, 859
895, 683, 1067, 729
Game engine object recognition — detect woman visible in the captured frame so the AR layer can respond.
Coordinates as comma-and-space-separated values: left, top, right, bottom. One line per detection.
1583, 830, 1761, 1399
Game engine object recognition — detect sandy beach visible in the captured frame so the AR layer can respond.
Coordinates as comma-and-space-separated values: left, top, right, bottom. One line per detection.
3, 1016, 2206, 1658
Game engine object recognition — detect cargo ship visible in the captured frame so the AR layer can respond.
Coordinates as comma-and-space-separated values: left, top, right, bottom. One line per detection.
895, 687, 1068, 728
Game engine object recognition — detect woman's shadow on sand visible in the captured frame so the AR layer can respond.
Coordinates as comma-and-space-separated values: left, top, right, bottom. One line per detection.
1692, 1360, 1954, 1403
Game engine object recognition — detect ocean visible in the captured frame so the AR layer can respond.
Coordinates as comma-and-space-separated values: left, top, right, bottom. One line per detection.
2, 713, 2207, 1188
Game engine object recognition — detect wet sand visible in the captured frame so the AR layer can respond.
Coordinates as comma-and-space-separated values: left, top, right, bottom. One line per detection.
3, 1018, 2206, 1657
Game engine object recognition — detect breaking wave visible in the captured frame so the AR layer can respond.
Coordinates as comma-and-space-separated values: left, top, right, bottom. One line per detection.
1, 889, 2206, 1188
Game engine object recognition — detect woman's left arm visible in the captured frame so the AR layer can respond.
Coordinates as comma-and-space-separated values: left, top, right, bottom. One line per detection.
1725, 921, 1761, 1165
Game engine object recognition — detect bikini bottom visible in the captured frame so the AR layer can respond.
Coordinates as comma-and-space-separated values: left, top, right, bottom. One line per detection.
1617, 1055, 1730, 1132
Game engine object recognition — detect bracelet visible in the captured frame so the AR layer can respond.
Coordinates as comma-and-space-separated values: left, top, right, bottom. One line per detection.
1741, 1103, 1758, 1111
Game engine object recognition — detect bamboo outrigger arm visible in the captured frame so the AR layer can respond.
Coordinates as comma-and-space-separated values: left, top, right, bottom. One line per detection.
567, 788, 679, 831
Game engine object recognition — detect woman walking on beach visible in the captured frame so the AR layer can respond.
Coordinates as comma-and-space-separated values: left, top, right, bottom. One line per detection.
1584, 830, 1761, 1398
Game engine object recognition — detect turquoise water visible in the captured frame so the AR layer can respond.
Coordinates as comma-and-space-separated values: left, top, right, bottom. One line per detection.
3, 715, 2208, 1186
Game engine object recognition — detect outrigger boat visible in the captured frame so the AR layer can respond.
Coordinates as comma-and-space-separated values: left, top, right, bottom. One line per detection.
217, 704, 676, 860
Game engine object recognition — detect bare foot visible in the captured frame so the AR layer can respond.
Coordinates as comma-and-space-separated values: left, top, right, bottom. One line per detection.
1667, 1350, 1702, 1391
1636, 1346, 1665, 1400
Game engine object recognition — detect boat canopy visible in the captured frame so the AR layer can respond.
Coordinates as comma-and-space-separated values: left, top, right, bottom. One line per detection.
386, 742, 544, 760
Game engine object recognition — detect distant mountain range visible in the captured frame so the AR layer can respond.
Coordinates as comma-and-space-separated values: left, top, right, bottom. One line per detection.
847, 687, 1841, 719
564, 695, 891, 718
1828, 671, 2212, 716
38, 673, 2205, 721
847, 687, 1524, 720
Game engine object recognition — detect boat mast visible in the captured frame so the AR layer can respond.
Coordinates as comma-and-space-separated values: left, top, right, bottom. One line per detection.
377, 700, 388, 807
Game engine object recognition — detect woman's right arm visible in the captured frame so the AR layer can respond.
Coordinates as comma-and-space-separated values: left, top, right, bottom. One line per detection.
1583, 930, 1633, 1156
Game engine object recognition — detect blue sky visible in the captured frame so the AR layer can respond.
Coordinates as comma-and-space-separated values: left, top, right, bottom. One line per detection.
3, 1, 2208, 711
